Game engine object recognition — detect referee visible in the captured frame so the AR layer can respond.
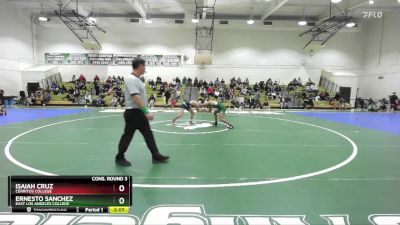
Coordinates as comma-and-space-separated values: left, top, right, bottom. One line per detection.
116, 58, 170, 167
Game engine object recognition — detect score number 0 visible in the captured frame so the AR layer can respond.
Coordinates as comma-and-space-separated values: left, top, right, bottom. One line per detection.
118, 184, 127, 205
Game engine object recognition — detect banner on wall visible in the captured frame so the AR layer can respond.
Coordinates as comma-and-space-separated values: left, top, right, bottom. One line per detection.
44, 53, 182, 67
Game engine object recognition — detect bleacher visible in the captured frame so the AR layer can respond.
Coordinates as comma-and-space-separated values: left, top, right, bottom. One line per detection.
21, 74, 352, 110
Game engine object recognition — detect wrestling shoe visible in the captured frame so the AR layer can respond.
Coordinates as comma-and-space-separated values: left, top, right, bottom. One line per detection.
228, 124, 234, 129
213, 121, 218, 126
171, 120, 176, 126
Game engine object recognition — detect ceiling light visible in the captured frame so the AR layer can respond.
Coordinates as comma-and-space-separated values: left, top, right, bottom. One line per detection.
298, 20, 307, 26
38, 16, 49, 22
192, 18, 199, 23
369, 0, 374, 4
247, 6, 255, 25
144, 14, 152, 24
87, 17, 97, 23
247, 19, 255, 25
38, 3, 49, 22
346, 22, 356, 28
331, 0, 343, 3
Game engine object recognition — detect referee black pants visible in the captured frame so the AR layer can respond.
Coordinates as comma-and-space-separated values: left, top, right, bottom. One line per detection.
117, 109, 159, 159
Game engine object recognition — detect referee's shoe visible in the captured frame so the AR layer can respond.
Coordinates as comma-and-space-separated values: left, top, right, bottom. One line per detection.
115, 154, 170, 167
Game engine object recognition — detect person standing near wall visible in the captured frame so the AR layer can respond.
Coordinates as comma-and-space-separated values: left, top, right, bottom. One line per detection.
116, 58, 170, 167
0, 89, 4, 106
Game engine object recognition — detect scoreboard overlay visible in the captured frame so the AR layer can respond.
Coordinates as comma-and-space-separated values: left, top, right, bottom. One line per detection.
8, 176, 132, 213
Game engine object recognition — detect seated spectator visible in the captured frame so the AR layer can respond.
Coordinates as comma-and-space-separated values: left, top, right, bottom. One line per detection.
50, 82, 59, 94
339, 97, 347, 110
158, 84, 165, 96
148, 94, 156, 108
0, 105, 7, 115
305, 78, 315, 86
368, 98, 378, 112
73, 89, 80, 100
263, 101, 270, 111
245, 77, 249, 86
175, 77, 181, 85
254, 83, 260, 92
239, 96, 245, 109
175, 88, 181, 99
35, 91, 43, 103
96, 95, 105, 107
319, 91, 329, 101
111, 94, 119, 107
26, 93, 35, 106
237, 77, 242, 85
118, 95, 125, 107
43, 91, 51, 104
379, 98, 388, 111
156, 76, 162, 85
84, 92, 92, 105
170, 96, 178, 107
279, 95, 288, 109
304, 94, 315, 109
207, 86, 214, 96
332, 92, 341, 109
64, 92, 75, 102
79, 74, 86, 83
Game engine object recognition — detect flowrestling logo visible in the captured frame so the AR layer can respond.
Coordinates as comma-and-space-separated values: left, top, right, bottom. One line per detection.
363, 11, 383, 18
0, 205, 399, 225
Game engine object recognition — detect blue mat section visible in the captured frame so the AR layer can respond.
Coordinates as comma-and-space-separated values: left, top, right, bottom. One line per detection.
0, 108, 93, 126
293, 112, 400, 136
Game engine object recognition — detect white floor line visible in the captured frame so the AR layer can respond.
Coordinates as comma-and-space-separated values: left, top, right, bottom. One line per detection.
4, 114, 359, 189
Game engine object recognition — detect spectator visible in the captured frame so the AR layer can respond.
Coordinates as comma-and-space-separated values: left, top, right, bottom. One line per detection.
84, 92, 92, 105
0, 89, 4, 106
368, 98, 378, 112
43, 91, 51, 104
26, 92, 35, 106
254, 93, 261, 109
59, 85, 66, 94
148, 94, 156, 108
96, 95, 105, 107
304, 94, 314, 109
111, 94, 119, 107
356, 97, 365, 111
389, 92, 398, 110
156, 76, 162, 85
164, 89, 171, 107
0, 105, 7, 115
263, 101, 270, 111
79, 74, 86, 83
207, 86, 214, 97
333, 92, 341, 109
50, 82, 59, 94
339, 97, 347, 110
